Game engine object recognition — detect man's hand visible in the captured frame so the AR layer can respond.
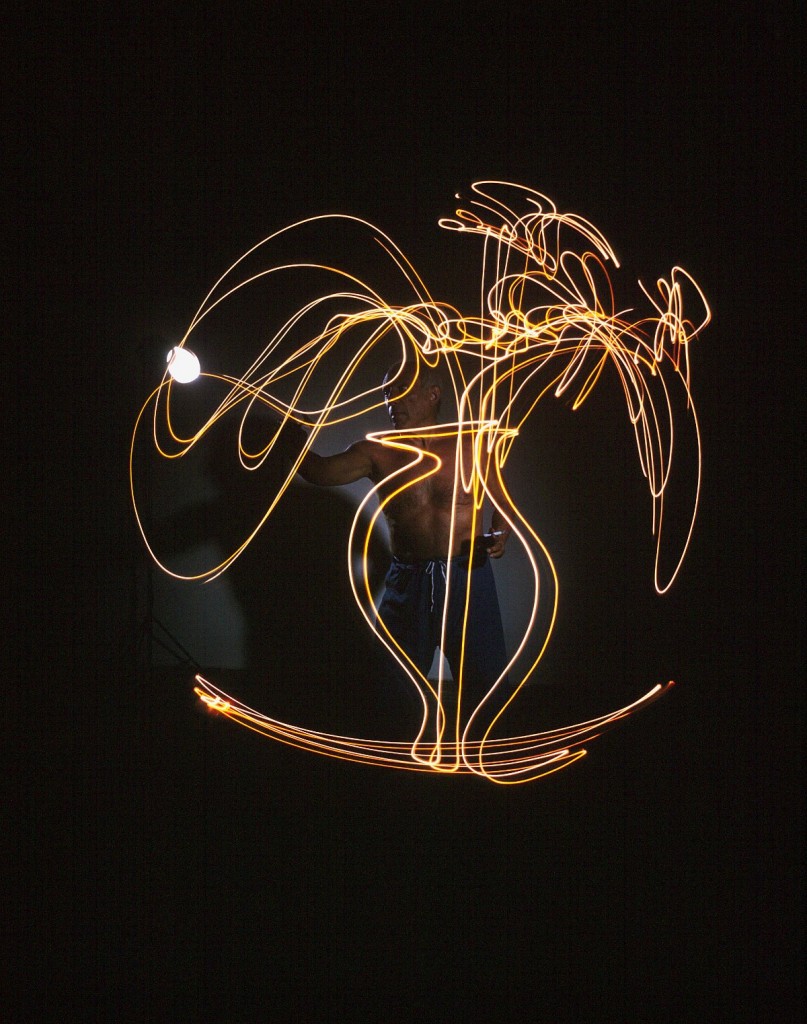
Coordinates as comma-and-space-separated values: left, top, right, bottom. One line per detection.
483, 529, 509, 559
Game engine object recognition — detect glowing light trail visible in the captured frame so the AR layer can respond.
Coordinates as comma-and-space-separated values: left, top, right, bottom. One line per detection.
131, 182, 709, 783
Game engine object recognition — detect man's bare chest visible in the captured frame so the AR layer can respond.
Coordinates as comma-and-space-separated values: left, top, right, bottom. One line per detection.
372, 441, 470, 512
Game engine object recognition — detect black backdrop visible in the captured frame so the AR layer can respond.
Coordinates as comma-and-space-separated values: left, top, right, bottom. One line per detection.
9, 3, 802, 1020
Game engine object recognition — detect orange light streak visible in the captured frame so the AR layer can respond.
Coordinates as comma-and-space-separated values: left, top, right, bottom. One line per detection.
132, 182, 709, 783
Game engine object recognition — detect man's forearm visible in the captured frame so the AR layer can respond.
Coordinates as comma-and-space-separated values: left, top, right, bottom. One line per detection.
490, 509, 511, 538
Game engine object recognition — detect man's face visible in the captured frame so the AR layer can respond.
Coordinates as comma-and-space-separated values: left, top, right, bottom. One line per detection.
383, 367, 439, 430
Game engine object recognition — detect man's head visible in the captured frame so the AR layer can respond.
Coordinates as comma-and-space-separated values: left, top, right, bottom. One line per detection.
382, 360, 443, 430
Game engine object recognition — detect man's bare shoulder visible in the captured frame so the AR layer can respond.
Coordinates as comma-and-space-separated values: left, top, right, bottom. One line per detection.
342, 437, 376, 470
353, 437, 393, 482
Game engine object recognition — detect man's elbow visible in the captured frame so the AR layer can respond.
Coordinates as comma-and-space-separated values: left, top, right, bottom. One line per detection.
297, 452, 326, 485
299, 451, 348, 487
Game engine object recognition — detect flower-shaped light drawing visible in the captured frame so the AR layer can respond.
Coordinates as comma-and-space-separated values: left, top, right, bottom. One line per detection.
131, 182, 710, 783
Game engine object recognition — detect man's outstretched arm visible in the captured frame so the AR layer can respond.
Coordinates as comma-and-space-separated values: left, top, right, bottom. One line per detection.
297, 439, 375, 487
269, 413, 375, 487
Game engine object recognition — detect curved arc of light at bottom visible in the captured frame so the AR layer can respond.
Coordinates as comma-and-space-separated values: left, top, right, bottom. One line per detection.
194, 675, 671, 783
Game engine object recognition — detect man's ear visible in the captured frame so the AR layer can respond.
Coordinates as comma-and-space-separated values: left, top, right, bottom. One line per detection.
429, 385, 440, 403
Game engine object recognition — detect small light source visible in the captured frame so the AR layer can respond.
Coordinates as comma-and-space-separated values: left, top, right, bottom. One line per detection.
166, 346, 201, 383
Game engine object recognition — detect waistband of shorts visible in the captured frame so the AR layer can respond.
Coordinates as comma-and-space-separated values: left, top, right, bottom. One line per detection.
390, 553, 472, 569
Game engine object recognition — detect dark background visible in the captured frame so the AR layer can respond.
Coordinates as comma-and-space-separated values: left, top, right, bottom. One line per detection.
9, 2, 802, 1020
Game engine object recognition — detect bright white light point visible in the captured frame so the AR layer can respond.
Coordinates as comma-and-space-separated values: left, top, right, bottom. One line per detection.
166, 346, 201, 383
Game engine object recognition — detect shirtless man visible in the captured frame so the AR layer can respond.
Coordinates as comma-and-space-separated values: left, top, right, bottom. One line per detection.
292, 360, 512, 718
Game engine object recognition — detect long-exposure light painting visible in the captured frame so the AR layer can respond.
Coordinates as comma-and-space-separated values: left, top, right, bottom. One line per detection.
131, 182, 710, 783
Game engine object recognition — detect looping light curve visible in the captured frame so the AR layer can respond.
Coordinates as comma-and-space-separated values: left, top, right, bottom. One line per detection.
131, 182, 710, 783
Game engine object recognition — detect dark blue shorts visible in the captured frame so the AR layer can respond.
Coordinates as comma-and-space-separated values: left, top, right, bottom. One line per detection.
376, 553, 508, 709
